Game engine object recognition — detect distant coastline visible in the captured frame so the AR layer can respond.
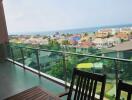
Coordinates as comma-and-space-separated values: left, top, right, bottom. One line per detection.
9, 24, 132, 35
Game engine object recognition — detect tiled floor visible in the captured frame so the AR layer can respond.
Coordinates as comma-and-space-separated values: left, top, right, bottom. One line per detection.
0, 61, 65, 100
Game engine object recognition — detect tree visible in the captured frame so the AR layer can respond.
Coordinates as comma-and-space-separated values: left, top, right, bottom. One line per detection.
48, 39, 60, 50
62, 40, 70, 45
48, 63, 64, 79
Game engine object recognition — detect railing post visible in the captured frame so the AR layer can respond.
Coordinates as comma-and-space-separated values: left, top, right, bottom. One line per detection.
36, 49, 41, 77
114, 60, 119, 90
101, 54, 106, 74
6, 44, 11, 58
20, 47, 25, 69
10, 47, 15, 63
62, 52, 68, 91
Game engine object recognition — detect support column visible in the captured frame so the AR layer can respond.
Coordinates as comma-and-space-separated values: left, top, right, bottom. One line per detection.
0, 0, 9, 61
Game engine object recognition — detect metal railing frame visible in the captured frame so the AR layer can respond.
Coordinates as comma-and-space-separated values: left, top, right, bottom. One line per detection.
6, 44, 132, 91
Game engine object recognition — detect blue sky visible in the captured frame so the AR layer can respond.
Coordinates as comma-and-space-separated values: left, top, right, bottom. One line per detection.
3, 0, 132, 32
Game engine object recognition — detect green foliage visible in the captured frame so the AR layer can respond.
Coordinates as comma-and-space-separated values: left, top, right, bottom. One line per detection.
119, 61, 132, 80
39, 44, 49, 49
81, 57, 97, 63
47, 63, 64, 79
62, 40, 70, 45
88, 57, 97, 63
48, 39, 60, 50
12, 47, 22, 60
88, 47, 97, 54
47, 55, 78, 81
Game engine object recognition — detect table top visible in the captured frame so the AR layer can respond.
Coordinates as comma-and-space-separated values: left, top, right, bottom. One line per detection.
5, 86, 61, 100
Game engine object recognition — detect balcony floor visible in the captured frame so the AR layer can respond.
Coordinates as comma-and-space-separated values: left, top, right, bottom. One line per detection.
0, 61, 65, 100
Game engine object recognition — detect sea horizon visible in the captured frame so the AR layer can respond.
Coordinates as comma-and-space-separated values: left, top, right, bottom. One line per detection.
9, 24, 132, 36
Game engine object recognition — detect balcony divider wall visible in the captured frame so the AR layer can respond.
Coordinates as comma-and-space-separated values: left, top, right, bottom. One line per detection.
0, 0, 9, 60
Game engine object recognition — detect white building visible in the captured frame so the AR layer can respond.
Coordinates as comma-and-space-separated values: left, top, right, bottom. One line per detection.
107, 37, 121, 46
93, 37, 121, 49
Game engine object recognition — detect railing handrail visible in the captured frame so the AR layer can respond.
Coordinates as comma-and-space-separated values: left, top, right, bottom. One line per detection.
10, 44, 132, 62
7, 43, 132, 98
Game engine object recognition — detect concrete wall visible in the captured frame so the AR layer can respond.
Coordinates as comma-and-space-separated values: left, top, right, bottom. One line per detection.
0, 0, 9, 60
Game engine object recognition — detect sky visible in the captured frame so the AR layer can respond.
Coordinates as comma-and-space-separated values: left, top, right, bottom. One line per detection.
3, 0, 132, 33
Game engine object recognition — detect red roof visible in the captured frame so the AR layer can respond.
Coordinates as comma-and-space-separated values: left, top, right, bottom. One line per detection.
79, 42, 94, 48
116, 33, 129, 39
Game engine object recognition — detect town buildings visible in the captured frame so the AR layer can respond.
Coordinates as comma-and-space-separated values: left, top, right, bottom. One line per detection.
9, 27, 132, 51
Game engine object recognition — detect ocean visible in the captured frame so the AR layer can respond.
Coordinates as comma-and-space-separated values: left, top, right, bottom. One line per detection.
9, 24, 132, 36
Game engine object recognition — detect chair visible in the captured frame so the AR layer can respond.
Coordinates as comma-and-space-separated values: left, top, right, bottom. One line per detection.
116, 80, 132, 100
59, 68, 106, 100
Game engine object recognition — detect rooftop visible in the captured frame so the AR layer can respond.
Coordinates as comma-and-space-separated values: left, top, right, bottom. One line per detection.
109, 40, 132, 51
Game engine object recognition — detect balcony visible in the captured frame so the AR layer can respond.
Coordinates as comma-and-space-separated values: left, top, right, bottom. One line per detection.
0, 1, 132, 99
0, 61, 66, 100
0, 43, 131, 100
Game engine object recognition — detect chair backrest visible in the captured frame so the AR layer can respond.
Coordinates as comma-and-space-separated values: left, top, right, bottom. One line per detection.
67, 68, 106, 100
116, 80, 132, 100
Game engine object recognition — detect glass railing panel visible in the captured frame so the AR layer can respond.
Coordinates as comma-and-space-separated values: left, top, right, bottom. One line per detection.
118, 61, 132, 99
118, 61, 132, 81
65, 54, 117, 100
100, 59, 116, 100
11, 46, 23, 63
65, 54, 90, 79
6, 43, 132, 100
79, 57, 116, 99
23, 48, 39, 70
101, 50, 132, 60
65, 54, 79, 81
39, 50, 65, 81
6, 44, 12, 59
